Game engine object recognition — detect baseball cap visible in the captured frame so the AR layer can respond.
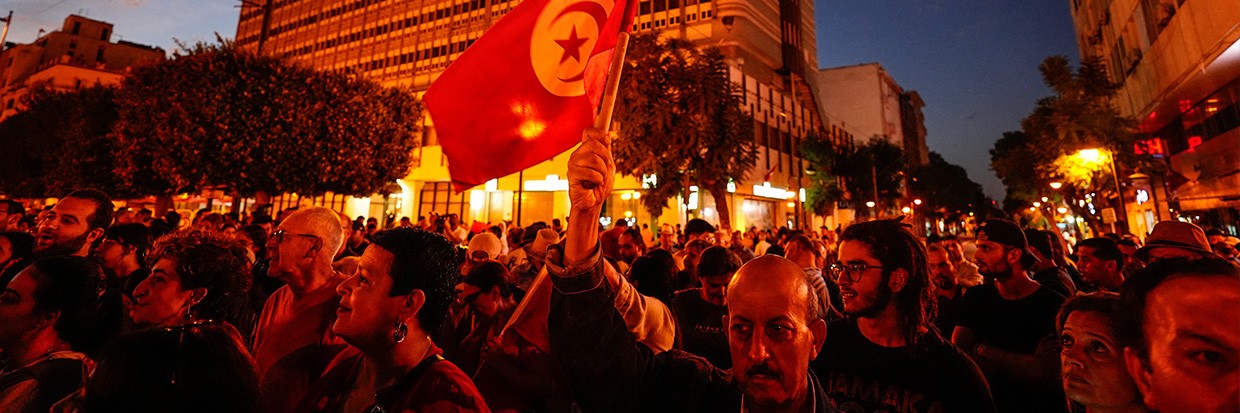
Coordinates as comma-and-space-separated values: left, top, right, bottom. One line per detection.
977, 219, 1038, 260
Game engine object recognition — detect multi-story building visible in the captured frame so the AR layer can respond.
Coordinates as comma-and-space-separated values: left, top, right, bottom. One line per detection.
816, 63, 929, 168
1070, 0, 1239, 234
235, 0, 845, 231
0, 15, 165, 121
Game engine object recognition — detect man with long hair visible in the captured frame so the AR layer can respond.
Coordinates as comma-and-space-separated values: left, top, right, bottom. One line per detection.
813, 219, 994, 412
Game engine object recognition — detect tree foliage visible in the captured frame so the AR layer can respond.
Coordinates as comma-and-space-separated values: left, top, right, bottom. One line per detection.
0, 86, 132, 198
612, 33, 756, 231
799, 135, 905, 218
909, 152, 989, 222
112, 41, 422, 198
991, 56, 1162, 212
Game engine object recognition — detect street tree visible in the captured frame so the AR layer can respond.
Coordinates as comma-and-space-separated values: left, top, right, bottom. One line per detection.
800, 135, 905, 219
612, 33, 756, 232
992, 56, 1162, 228
909, 152, 989, 224
0, 86, 131, 198
112, 41, 421, 209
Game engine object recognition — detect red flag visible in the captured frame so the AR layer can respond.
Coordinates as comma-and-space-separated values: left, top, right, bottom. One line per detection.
424, 0, 636, 192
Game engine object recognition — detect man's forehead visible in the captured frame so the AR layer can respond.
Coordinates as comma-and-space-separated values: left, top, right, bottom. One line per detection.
52, 198, 93, 217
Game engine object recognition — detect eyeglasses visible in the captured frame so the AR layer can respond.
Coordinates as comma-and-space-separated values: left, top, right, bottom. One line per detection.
827, 262, 886, 283
271, 229, 320, 244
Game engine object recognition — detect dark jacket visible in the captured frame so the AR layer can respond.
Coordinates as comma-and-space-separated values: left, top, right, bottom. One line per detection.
547, 246, 838, 413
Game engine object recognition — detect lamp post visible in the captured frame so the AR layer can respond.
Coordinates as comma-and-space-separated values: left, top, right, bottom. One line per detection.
1077, 149, 1128, 233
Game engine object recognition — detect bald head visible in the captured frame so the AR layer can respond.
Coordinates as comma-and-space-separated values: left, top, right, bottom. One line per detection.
729, 255, 821, 323
283, 207, 345, 260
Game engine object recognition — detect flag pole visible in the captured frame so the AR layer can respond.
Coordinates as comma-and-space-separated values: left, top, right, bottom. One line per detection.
593, 32, 631, 132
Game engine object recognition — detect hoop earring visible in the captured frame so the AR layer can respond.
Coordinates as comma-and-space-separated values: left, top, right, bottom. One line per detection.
393, 320, 408, 343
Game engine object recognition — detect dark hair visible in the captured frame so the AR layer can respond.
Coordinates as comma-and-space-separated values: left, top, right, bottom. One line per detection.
0, 231, 35, 262
840, 219, 937, 346
2, 199, 25, 216
1117, 258, 1239, 362
622, 228, 646, 253
105, 223, 152, 265
28, 256, 125, 356
82, 322, 259, 413
1077, 237, 1123, 269
464, 261, 512, 298
148, 230, 254, 334
684, 218, 715, 237
369, 227, 459, 332
629, 254, 677, 305
60, 189, 114, 232
697, 246, 741, 279
237, 225, 268, 259
1023, 229, 1054, 258
1116, 238, 1138, 248
1056, 291, 1121, 333
925, 234, 957, 245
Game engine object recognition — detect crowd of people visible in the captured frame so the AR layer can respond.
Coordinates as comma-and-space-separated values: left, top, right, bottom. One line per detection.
0, 131, 1236, 412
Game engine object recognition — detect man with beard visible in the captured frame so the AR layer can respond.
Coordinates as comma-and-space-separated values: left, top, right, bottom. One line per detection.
927, 247, 965, 335
813, 219, 994, 412
953, 219, 1067, 413
550, 128, 837, 412
926, 234, 983, 288
34, 189, 114, 258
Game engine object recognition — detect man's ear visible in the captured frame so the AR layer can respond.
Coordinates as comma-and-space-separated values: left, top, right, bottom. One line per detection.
809, 318, 827, 360
85, 227, 106, 246
1006, 248, 1022, 266
888, 268, 908, 293
1123, 347, 1157, 411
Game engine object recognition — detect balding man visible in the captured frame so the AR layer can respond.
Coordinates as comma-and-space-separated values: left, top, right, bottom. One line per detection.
549, 128, 837, 412
252, 206, 349, 413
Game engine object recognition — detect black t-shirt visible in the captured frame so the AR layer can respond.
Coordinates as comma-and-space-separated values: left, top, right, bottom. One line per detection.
958, 283, 1067, 413
934, 291, 964, 338
671, 289, 730, 369
811, 319, 995, 413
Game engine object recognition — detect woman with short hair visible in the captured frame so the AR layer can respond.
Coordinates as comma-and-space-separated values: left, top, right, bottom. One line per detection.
1058, 292, 1149, 413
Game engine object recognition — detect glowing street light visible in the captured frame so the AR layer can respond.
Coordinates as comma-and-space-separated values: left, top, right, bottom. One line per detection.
1076, 148, 1128, 227
1049, 182, 1063, 189
913, 198, 923, 205
901, 206, 912, 214
1033, 201, 1042, 207
866, 201, 876, 208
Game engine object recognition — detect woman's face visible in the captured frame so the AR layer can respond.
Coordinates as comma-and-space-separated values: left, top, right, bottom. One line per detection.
131, 258, 196, 327
1060, 310, 1141, 408
0, 270, 42, 349
333, 245, 406, 349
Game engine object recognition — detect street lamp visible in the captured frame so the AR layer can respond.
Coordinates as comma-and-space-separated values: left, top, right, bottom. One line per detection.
1076, 148, 1128, 230
1049, 181, 1063, 189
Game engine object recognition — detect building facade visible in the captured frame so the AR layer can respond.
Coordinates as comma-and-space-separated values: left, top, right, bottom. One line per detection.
1070, 0, 1239, 234
0, 15, 164, 120
234, 0, 845, 231
816, 63, 929, 168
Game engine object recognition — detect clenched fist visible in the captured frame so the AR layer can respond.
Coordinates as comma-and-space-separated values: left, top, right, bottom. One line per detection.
567, 127, 615, 214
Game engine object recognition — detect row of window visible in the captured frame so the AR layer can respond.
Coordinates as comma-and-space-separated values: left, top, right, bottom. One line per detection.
638, 0, 711, 15
240, 0, 509, 47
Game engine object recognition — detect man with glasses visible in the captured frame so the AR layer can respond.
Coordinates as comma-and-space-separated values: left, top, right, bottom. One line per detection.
252, 206, 349, 413
953, 219, 1067, 413
812, 219, 994, 412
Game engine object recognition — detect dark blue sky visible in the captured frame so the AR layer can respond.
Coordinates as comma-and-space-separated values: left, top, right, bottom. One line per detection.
815, 0, 1081, 199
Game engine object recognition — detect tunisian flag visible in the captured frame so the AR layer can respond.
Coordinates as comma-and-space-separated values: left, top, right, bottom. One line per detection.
424, 0, 637, 192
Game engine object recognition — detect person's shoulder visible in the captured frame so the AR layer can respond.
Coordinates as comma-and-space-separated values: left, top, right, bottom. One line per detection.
1031, 285, 1068, 303
411, 360, 488, 410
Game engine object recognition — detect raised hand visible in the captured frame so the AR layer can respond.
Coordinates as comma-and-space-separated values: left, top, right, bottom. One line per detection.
567, 127, 615, 214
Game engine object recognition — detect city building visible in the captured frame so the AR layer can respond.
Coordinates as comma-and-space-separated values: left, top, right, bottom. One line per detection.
235, 0, 849, 231
0, 15, 165, 121
816, 62, 929, 168
1070, 0, 1239, 234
